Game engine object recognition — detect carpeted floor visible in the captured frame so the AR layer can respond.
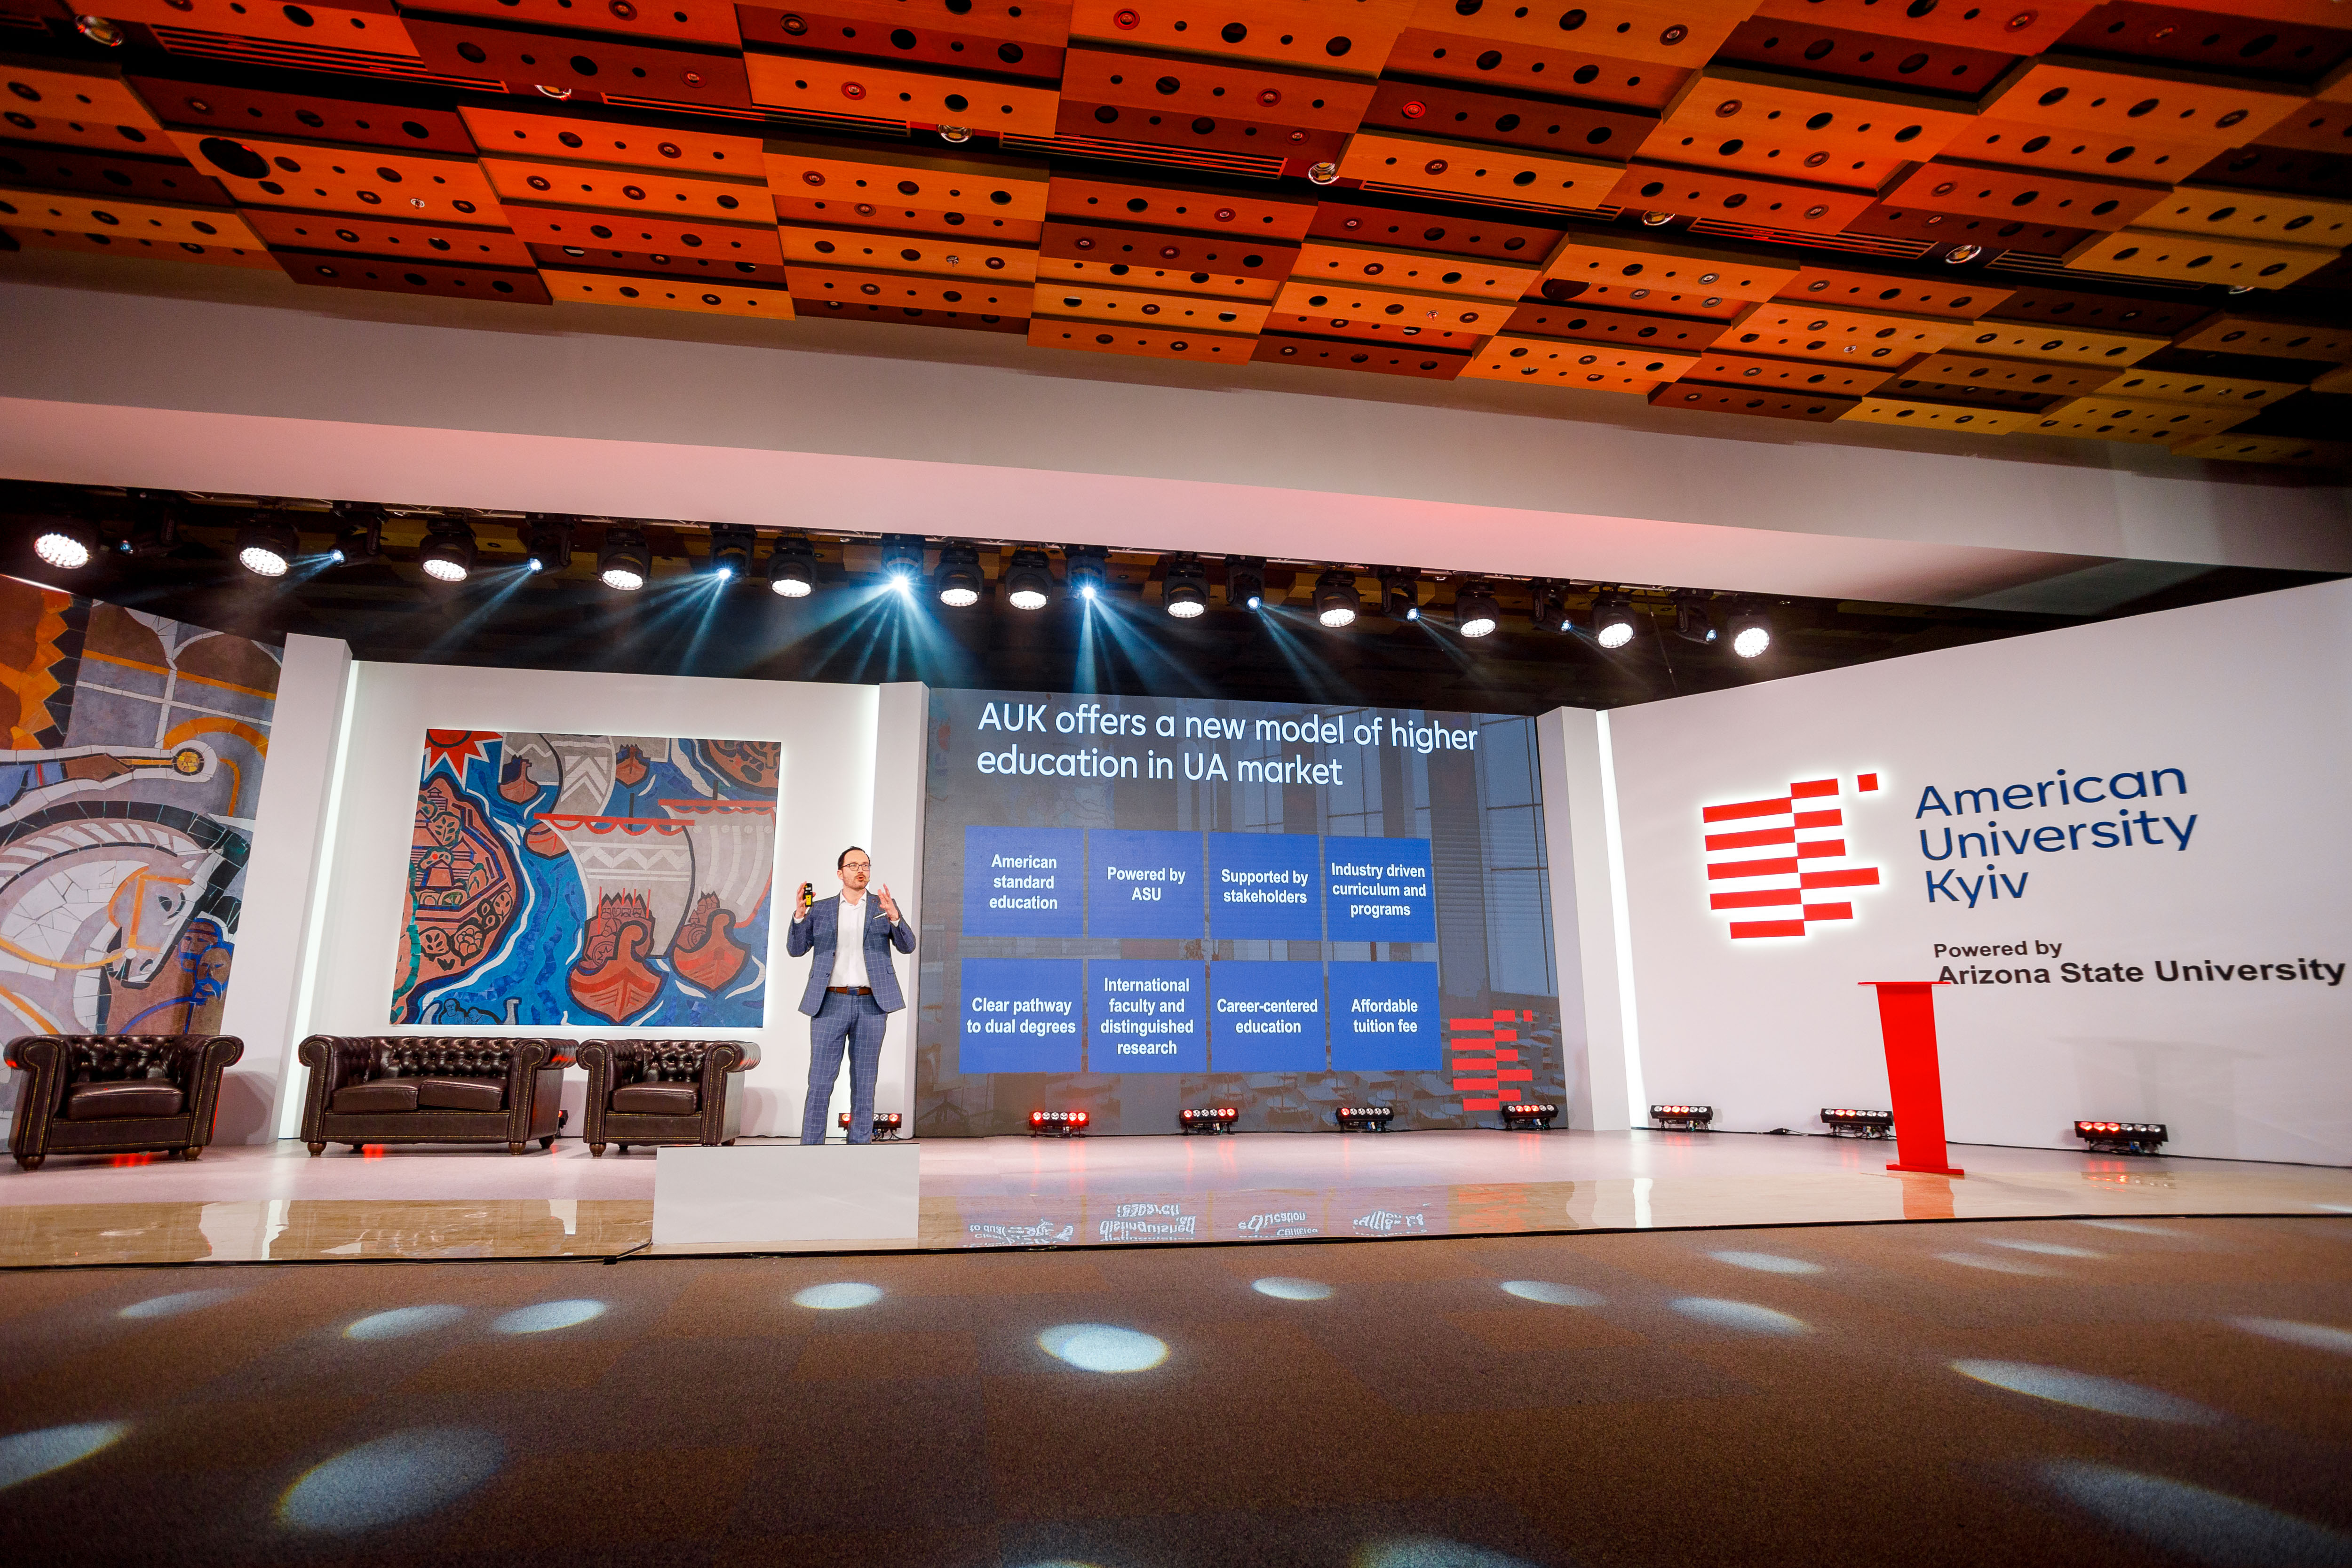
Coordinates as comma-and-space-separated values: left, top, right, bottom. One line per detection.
1, 1215, 2348, 1567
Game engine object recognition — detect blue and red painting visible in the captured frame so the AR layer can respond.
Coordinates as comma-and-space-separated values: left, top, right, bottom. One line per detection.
389, 731, 780, 1027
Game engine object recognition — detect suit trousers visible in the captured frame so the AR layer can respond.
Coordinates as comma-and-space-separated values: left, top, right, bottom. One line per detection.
801, 989, 889, 1145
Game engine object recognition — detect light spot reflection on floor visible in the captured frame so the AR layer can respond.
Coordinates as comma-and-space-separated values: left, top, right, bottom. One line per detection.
2233, 1317, 2352, 1356
1354, 1536, 1546, 1567
1038, 1324, 1169, 1373
1253, 1277, 1334, 1300
2040, 1459, 2352, 1567
1938, 1252, 2053, 1275
1670, 1298, 1809, 1335
345, 1305, 465, 1341
793, 1283, 883, 1311
1985, 1238, 2103, 1258
1952, 1361, 2217, 1424
119, 1288, 240, 1320
489, 1299, 605, 1334
0, 1422, 128, 1490
278, 1428, 505, 1532
1500, 1281, 1603, 1306
1708, 1250, 1825, 1274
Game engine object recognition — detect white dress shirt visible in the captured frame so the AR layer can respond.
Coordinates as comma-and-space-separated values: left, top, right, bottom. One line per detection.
831, 887, 870, 990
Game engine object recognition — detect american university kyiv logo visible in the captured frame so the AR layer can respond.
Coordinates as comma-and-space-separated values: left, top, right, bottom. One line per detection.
1701, 774, 1885, 939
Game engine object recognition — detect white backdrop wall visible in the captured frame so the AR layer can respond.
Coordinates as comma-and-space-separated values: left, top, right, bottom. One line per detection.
1605, 578, 2352, 1165
289, 660, 920, 1139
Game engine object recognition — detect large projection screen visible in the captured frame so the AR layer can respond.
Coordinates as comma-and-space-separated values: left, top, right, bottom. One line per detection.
914, 688, 1566, 1136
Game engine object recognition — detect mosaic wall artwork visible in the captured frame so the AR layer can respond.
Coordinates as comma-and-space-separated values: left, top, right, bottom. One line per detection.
390, 731, 780, 1027
0, 576, 278, 1039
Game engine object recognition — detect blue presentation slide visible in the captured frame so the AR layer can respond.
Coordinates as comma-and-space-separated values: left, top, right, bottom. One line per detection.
1207, 832, 1322, 941
1088, 960, 1207, 1073
1324, 837, 1438, 944
958, 958, 1085, 1074
1088, 829, 1206, 939
963, 826, 1084, 938
1327, 961, 1444, 1071
1211, 960, 1327, 1072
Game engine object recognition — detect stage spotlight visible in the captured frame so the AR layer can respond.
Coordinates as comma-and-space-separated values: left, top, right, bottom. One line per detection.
1532, 581, 1572, 634
935, 540, 983, 607
1821, 1107, 1894, 1139
767, 533, 817, 597
1028, 1108, 1089, 1136
1004, 548, 1054, 610
1591, 591, 1637, 650
2074, 1119, 2168, 1155
1312, 569, 1361, 629
519, 515, 572, 575
1335, 1105, 1394, 1132
706, 524, 756, 581
1162, 553, 1208, 619
1651, 1103, 1715, 1131
417, 519, 476, 584
332, 502, 385, 567
236, 513, 300, 578
32, 514, 99, 571
1452, 580, 1501, 639
1179, 1106, 1237, 1134
837, 1110, 907, 1140
1225, 555, 1266, 611
1501, 1102, 1558, 1130
598, 526, 651, 591
1379, 568, 1420, 621
1066, 545, 1108, 603
879, 534, 926, 591
1727, 603, 1773, 659
1672, 592, 1718, 645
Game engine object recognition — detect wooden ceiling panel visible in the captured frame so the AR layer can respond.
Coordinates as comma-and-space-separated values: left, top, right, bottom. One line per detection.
1253, 331, 1471, 375
738, 5, 1065, 77
1065, 0, 1414, 76
1, 0, 2344, 467
0, 183, 258, 243
1462, 334, 1696, 389
459, 104, 762, 172
1383, 29, 1691, 110
1878, 159, 2171, 230
1291, 235, 1538, 296
1033, 317, 1256, 359
1842, 396, 2041, 432
787, 221, 1038, 278
1748, 0, 2096, 56
546, 267, 796, 313
2066, 222, 2337, 285
1335, 128, 1622, 209
2171, 430, 2351, 463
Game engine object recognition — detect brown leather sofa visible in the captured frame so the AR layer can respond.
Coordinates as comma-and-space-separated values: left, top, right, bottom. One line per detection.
298, 1036, 573, 1156
6, 1034, 244, 1170
577, 1038, 759, 1155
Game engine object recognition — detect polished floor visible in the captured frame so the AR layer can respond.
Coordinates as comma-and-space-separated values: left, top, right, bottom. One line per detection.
1, 1217, 2348, 1566
5, 1130, 2349, 1267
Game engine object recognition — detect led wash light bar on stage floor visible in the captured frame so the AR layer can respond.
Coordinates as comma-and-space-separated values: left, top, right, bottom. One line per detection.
837, 1111, 906, 1140
2075, 1120, 2169, 1155
1821, 1108, 1894, 1139
1029, 1110, 1089, 1137
1180, 1107, 1238, 1134
1652, 1104, 1715, 1132
1335, 1106, 1394, 1132
1500, 1103, 1558, 1130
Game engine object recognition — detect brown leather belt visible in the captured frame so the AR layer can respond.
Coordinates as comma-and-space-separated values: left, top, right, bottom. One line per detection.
827, 986, 873, 995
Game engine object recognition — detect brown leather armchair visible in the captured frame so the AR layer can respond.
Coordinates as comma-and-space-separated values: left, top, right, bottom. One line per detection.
577, 1038, 759, 1156
7, 1035, 244, 1170
298, 1036, 573, 1156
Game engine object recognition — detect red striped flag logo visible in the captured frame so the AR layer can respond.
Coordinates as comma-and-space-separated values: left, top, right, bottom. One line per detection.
1699, 772, 1884, 940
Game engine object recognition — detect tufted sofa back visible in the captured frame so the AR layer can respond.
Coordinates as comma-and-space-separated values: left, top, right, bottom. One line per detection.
374, 1037, 521, 1080
60, 1038, 190, 1085
619, 1041, 727, 1084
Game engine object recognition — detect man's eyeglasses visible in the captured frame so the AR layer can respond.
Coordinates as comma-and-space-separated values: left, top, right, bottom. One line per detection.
841, 860, 872, 871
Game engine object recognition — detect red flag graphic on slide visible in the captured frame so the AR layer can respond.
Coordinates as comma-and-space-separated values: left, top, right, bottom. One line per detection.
1700, 773, 1884, 940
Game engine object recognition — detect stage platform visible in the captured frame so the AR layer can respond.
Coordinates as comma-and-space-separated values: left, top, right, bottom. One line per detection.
3, 1129, 2347, 1267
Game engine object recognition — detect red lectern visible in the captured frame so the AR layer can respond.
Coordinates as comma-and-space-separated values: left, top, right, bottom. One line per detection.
1859, 981, 1964, 1177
